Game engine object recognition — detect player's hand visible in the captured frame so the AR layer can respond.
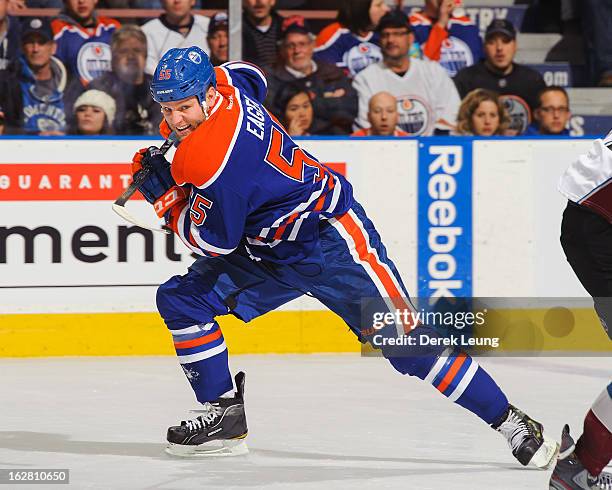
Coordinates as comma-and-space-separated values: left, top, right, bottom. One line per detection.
287, 117, 309, 136
141, 146, 171, 173
437, 0, 455, 27
132, 147, 176, 205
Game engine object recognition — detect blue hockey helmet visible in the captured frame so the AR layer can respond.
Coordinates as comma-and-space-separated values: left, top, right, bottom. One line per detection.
150, 46, 216, 104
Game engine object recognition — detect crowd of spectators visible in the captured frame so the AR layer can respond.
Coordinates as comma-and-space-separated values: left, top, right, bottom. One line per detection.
0, 0, 598, 138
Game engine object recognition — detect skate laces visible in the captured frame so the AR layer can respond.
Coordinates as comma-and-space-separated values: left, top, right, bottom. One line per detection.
184, 402, 222, 432
591, 471, 612, 490
497, 410, 533, 452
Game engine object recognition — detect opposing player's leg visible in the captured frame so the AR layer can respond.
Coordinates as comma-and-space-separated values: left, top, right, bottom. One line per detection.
156, 249, 302, 456
561, 202, 612, 339
550, 383, 612, 490
309, 201, 558, 468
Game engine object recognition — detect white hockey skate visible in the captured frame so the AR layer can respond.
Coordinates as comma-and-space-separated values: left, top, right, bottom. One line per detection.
494, 404, 559, 469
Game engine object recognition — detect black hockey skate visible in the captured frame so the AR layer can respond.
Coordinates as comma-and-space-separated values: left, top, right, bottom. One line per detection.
165, 372, 248, 457
550, 425, 612, 490
493, 404, 559, 469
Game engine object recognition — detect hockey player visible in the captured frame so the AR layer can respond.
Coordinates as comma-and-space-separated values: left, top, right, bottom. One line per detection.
551, 132, 612, 489
132, 45, 559, 466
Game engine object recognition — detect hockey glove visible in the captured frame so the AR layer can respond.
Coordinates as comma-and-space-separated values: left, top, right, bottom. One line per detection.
131, 147, 187, 218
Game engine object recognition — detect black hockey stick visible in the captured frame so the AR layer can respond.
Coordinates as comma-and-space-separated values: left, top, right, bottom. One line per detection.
112, 133, 177, 233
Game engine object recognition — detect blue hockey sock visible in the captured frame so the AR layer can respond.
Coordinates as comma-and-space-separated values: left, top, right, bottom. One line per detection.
423, 349, 509, 425
169, 321, 233, 403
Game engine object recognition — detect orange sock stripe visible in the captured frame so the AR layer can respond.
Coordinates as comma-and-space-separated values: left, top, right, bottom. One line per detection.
174, 328, 222, 350
436, 353, 467, 393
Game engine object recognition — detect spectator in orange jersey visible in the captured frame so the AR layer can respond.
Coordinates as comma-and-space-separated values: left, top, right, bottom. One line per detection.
454, 88, 509, 136
51, 0, 120, 86
409, 0, 482, 77
352, 91, 408, 136
314, 0, 390, 77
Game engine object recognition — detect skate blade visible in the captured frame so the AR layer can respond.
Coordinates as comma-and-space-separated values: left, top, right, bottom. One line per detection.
165, 435, 249, 458
530, 435, 560, 470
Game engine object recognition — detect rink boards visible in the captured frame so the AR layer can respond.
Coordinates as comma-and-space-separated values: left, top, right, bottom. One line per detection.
1, 136, 608, 356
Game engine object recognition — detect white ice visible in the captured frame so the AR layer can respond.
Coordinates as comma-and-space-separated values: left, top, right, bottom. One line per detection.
1, 354, 610, 490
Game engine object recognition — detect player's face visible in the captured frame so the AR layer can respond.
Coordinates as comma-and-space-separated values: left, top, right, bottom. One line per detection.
208, 30, 228, 63
160, 95, 207, 141
76, 105, 106, 135
65, 0, 98, 22
243, 0, 275, 21
471, 99, 500, 136
282, 32, 314, 72
380, 27, 413, 60
284, 92, 313, 131
369, 0, 390, 28
112, 37, 146, 84
22, 36, 56, 70
484, 34, 516, 71
368, 94, 399, 136
536, 90, 570, 135
162, 0, 195, 19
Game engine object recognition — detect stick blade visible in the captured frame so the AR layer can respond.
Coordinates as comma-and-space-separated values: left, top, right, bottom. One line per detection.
112, 203, 170, 234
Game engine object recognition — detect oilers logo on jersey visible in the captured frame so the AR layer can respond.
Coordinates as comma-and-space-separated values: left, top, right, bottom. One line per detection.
397, 95, 433, 136
343, 42, 383, 77
501, 94, 531, 134
439, 37, 474, 77
77, 42, 112, 82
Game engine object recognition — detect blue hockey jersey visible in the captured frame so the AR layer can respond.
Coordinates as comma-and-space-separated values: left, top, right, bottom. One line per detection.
410, 11, 482, 78
51, 13, 120, 85
165, 61, 354, 264
314, 22, 382, 77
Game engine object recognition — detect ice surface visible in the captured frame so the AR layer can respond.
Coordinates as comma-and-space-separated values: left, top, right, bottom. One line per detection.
0, 354, 609, 489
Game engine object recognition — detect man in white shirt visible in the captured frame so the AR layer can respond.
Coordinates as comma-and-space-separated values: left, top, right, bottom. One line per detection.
352, 9, 460, 136
141, 0, 209, 75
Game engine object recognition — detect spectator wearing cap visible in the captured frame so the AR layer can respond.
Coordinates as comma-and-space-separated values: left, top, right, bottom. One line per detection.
69, 89, 115, 135
265, 16, 358, 135
453, 19, 546, 135
0, 17, 68, 135
351, 91, 408, 136
314, 0, 390, 77
0, 0, 21, 76
409, 0, 482, 77
352, 10, 460, 136
525, 85, 572, 136
51, 0, 120, 86
242, 0, 284, 67
82, 25, 162, 135
207, 12, 228, 66
141, 0, 209, 75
